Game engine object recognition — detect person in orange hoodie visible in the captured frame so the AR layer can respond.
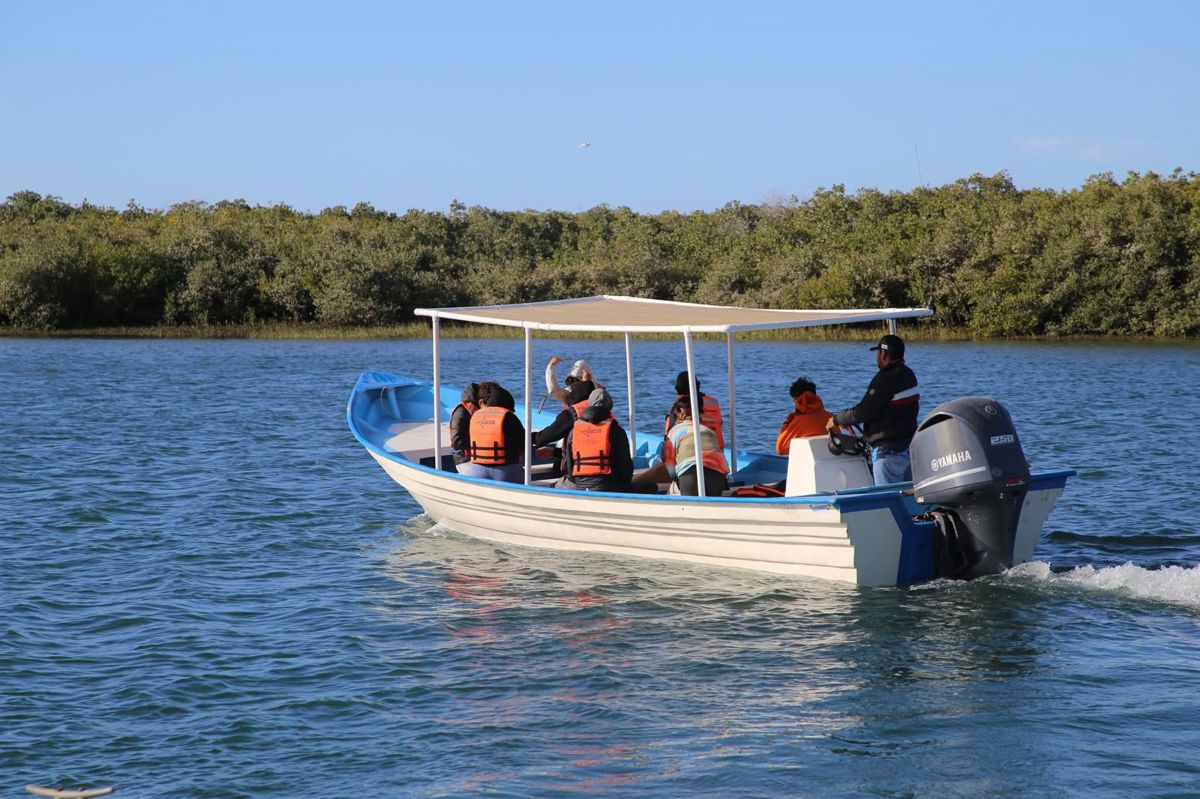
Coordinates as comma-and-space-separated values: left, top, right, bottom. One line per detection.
775, 376, 834, 455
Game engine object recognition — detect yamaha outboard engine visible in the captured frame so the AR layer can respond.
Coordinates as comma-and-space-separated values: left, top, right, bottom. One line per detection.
910, 397, 1030, 580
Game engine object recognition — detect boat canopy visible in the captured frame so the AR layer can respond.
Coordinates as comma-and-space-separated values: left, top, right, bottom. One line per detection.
415, 295, 932, 497
415, 295, 933, 333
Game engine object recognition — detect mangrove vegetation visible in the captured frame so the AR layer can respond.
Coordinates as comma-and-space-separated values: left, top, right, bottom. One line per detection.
2, 170, 1198, 337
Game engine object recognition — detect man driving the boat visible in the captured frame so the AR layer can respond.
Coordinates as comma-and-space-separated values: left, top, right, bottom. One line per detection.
557, 388, 633, 492
825, 334, 919, 485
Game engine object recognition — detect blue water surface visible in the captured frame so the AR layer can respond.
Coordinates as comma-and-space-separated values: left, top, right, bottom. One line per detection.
2, 336, 1200, 798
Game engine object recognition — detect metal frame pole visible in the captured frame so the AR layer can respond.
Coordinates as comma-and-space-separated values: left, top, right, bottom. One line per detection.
624, 332, 637, 456
682, 330, 705, 497
431, 315, 443, 469
726, 332, 737, 474
523, 326, 533, 485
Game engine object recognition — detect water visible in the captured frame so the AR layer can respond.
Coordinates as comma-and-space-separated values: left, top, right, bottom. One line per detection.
3, 336, 1200, 798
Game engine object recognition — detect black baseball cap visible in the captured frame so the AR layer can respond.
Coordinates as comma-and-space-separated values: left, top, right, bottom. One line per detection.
870, 334, 905, 358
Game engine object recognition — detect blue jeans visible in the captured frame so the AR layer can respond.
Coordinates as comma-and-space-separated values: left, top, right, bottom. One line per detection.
871, 447, 912, 486
461, 462, 525, 483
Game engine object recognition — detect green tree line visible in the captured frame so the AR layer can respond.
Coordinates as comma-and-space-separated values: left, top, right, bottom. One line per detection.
2, 170, 1199, 336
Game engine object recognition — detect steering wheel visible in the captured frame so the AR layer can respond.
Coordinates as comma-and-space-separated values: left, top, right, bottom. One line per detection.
827, 427, 867, 458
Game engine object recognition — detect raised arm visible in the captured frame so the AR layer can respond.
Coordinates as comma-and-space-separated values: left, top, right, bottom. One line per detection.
545, 356, 568, 405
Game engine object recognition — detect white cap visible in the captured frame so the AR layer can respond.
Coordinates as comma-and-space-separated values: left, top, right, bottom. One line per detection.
568, 359, 593, 379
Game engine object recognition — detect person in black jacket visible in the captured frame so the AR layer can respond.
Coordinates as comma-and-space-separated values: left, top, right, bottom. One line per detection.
825, 334, 920, 485
529, 380, 595, 476
532, 380, 595, 449
449, 383, 480, 473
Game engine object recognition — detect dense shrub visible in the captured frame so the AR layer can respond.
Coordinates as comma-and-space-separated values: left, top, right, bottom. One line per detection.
2, 170, 1198, 335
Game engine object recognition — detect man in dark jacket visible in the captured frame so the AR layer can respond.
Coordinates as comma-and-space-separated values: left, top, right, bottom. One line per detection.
826, 334, 919, 485
558, 388, 633, 491
449, 383, 480, 473
532, 380, 595, 449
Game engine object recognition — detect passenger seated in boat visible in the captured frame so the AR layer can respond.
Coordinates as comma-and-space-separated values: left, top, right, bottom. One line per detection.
664, 398, 730, 497
450, 382, 480, 474
463, 381, 526, 483
532, 379, 595, 449
631, 371, 726, 489
546, 356, 602, 408
668, 371, 724, 447
556, 388, 634, 492
775, 376, 834, 456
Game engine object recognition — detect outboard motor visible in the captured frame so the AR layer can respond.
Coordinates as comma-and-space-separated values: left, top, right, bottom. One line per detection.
910, 397, 1030, 580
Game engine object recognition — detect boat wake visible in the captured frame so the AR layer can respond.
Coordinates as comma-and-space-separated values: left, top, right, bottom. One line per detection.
1008, 560, 1200, 610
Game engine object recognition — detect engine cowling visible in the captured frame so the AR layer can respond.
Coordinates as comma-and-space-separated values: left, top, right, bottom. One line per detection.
910, 397, 1030, 579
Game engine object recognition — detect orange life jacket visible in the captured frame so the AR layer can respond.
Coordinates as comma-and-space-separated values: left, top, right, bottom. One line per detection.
570, 417, 614, 477
456, 400, 479, 417
468, 406, 510, 465
775, 391, 833, 455
664, 393, 725, 449
571, 398, 590, 418
731, 482, 786, 498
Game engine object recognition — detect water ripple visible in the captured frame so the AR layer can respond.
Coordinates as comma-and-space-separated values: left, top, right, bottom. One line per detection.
3, 338, 1200, 797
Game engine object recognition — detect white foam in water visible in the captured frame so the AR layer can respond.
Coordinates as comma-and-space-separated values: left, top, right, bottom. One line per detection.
1009, 560, 1200, 609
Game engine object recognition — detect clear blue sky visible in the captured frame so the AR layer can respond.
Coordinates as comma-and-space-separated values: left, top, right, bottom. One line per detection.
4, 1, 1196, 213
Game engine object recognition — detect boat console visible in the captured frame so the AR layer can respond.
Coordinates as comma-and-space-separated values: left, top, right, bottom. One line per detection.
784, 436, 873, 495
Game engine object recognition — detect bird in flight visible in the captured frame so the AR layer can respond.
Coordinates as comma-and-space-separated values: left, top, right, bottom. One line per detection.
577, 142, 592, 148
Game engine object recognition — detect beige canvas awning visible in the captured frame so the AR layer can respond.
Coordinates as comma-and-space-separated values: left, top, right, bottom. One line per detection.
415, 295, 933, 333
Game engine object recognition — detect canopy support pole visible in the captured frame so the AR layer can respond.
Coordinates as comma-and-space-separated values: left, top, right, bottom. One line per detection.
624, 332, 637, 456
726, 332, 737, 474
523, 326, 533, 485
431, 315, 443, 469
682, 330, 705, 497
887, 319, 898, 335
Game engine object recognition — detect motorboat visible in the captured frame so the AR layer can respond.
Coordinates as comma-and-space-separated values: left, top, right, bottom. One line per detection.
347, 296, 1072, 586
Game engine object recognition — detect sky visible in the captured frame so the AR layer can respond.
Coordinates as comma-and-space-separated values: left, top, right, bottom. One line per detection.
3, 1, 1197, 214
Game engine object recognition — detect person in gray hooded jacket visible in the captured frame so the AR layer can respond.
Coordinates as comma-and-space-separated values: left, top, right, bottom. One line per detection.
557, 388, 633, 492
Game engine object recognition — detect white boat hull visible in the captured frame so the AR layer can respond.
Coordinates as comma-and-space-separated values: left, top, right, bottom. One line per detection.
370, 451, 916, 584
